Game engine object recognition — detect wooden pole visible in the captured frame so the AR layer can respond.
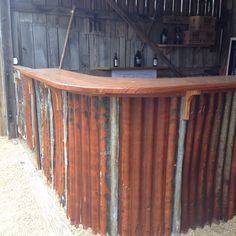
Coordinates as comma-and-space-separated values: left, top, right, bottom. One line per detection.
59, 5, 76, 69
0, 0, 17, 138
105, 0, 183, 77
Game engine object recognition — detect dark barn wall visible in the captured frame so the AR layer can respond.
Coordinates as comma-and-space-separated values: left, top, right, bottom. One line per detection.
10, 0, 220, 75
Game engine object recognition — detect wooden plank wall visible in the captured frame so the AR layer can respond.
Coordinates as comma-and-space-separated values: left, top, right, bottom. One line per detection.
0, 56, 7, 136
10, 0, 220, 75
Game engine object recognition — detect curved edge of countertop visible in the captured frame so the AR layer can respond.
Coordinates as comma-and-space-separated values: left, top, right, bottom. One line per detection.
14, 66, 236, 97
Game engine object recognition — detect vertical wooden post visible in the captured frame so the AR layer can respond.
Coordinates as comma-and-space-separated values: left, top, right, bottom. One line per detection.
0, 0, 17, 138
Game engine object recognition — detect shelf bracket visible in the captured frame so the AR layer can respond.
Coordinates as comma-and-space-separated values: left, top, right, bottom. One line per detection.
182, 90, 201, 120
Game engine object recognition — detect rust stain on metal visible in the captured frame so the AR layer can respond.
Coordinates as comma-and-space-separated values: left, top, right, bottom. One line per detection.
151, 98, 170, 235
189, 95, 206, 228
90, 96, 100, 232
74, 94, 82, 225
181, 97, 197, 232
42, 87, 51, 182
214, 92, 233, 220
119, 97, 131, 236
165, 97, 179, 234
181, 92, 236, 232
130, 98, 143, 236
67, 93, 76, 224
99, 97, 110, 235
205, 93, 223, 224
119, 97, 178, 236
197, 94, 215, 226
66, 94, 111, 235
80, 95, 91, 228
228, 136, 236, 219
23, 78, 34, 150
51, 89, 65, 200
140, 98, 155, 236
222, 92, 236, 220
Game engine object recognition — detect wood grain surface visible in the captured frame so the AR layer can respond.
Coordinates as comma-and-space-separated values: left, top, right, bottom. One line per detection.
15, 66, 236, 97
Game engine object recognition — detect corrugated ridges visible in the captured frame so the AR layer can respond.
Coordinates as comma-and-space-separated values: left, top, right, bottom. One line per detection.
181, 92, 236, 232
41, 87, 51, 182
67, 94, 111, 235
23, 78, 34, 150
51, 90, 65, 200
119, 97, 179, 236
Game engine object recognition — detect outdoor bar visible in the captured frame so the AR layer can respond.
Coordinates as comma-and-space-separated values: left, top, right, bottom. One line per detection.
13, 66, 236, 236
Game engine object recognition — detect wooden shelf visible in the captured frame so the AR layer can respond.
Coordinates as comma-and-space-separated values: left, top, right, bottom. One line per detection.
161, 16, 189, 25
157, 44, 213, 48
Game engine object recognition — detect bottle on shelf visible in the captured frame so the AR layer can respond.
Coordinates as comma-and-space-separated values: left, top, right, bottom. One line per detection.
134, 50, 142, 67
153, 54, 158, 67
113, 53, 119, 67
174, 27, 183, 44
160, 28, 168, 44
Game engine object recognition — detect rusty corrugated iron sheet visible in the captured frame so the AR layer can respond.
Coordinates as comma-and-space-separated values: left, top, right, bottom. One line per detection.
23, 78, 34, 150
51, 89, 65, 202
119, 97, 180, 236
181, 92, 236, 232
67, 94, 111, 235
228, 135, 236, 219
41, 87, 51, 183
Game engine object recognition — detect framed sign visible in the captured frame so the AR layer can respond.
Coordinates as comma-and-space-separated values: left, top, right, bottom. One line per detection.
226, 37, 236, 75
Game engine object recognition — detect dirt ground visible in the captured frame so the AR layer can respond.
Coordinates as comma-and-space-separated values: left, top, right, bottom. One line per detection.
0, 136, 96, 236
0, 136, 236, 236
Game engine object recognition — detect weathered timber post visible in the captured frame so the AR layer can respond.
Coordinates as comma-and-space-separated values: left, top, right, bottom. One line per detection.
0, 0, 17, 138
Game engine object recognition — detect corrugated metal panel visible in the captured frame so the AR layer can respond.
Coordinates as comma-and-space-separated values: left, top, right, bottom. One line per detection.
67, 94, 111, 235
181, 92, 236, 232
228, 133, 236, 219
119, 97, 180, 236
41, 87, 51, 182
51, 89, 65, 202
23, 78, 34, 150
14, 77, 26, 138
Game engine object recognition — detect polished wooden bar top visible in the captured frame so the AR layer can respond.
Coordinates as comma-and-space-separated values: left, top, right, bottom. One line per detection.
15, 66, 236, 96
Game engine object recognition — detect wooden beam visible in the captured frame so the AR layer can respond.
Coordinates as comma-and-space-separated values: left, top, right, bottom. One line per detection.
105, 0, 183, 77
0, 0, 17, 138
59, 5, 76, 69
11, 2, 118, 20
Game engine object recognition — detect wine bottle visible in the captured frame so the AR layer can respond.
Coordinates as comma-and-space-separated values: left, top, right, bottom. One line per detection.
153, 54, 158, 67
134, 50, 142, 67
113, 53, 119, 67
160, 28, 168, 44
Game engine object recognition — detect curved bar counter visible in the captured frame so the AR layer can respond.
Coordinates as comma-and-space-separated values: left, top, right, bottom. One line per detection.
14, 66, 236, 236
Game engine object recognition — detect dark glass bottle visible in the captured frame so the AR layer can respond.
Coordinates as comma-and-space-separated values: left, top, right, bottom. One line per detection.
174, 27, 183, 44
153, 54, 158, 67
134, 50, 142, 67
113, 53, 119, 67
160, 28, 168, 44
